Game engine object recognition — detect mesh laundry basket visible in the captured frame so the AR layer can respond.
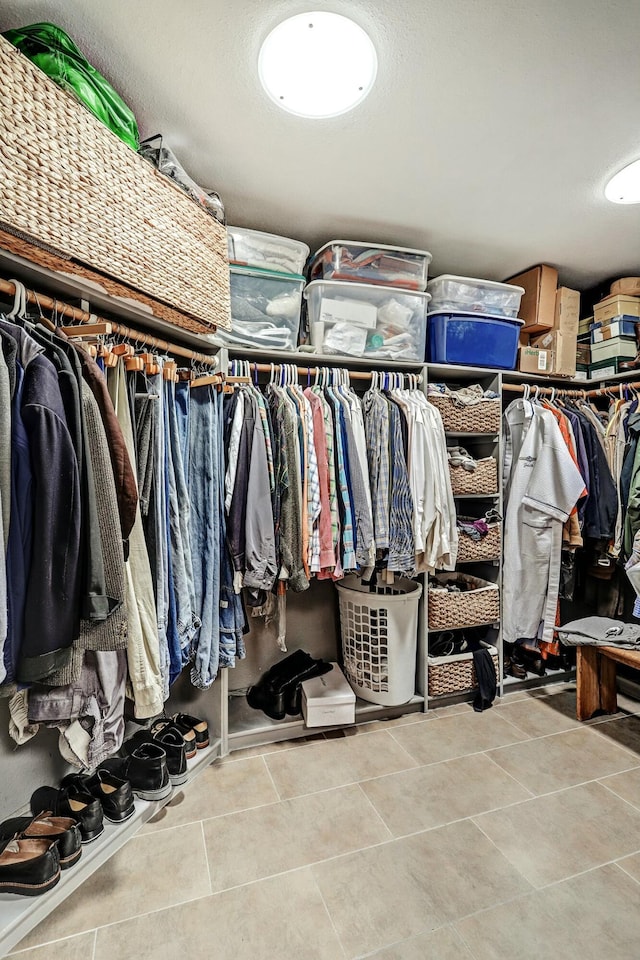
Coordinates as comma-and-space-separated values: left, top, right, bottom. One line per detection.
336, 576, 422, 706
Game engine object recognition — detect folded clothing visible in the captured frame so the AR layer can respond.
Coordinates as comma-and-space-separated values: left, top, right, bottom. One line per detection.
557, 616, 640, 648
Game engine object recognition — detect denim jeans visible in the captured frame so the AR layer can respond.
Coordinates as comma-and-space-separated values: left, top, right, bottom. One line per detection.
218, 390, 247, 668
189, 385, 221, 687
175, 381, 190, 478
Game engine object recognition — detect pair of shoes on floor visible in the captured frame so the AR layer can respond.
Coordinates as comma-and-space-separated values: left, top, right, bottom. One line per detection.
247, 649, 332, 720
0, 810, 82, 892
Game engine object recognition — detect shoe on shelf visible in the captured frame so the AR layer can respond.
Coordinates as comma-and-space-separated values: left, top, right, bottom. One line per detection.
247, 650, 332, 720
30, 786, 104, 844
0, 813, 81, 870
0, 836, 61, 896
171, 713, 210, 751
61, 769, 135, 824
123, 728, 187, 787
102, 742, 172, 802
504, 656, 527, 681
151, 718, 197, 759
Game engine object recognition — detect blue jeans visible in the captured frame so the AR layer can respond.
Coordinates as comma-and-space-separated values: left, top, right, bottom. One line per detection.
175, 381, 190, 478
189, 385, 221, 687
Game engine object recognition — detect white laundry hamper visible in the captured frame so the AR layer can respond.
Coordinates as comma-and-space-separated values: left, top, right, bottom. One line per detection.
336, 576, 422, 706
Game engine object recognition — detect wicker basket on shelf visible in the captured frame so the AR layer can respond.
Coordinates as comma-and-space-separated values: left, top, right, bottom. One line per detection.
428, 573, 500, 630
428, 643, 499, 697
449, 457, 498, 496
456, 523, 501, 563
0, 35, 230, 334
428, 394, 501, 433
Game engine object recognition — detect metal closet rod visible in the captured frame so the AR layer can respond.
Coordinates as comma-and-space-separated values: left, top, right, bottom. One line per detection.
502, 380, 640, 399
235, 360, 423, 383
0, 277, 218, 368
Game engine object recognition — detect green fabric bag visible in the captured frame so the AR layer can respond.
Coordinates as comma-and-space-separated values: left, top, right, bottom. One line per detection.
3, 21, 139, 150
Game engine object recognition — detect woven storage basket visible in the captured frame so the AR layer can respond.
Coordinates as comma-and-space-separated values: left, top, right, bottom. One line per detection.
456, 523, 501, 563
428, 394, 501, 433
428, 573, 500, 630
428, 642, 499, 697
449, 457, 498, 495
0, 36, 230, 334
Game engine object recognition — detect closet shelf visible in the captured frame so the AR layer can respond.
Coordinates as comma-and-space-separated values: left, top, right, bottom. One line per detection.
445, 431, 499, 439
453, 493, 500, 500
427, 620, 500, 633
0, 738, 222, 958
223, 346, 424, 371
227, 694, 425, 751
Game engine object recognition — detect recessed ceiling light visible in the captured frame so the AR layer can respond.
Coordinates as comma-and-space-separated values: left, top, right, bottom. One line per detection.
258, 11, 377, 119
605, 158, 640, 204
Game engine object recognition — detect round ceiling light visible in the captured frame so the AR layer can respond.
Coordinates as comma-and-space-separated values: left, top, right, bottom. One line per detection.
258, 11, 377, 119
605, 158, 640, 204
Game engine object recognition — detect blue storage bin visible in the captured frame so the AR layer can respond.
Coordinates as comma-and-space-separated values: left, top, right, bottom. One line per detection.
428, 312, 524, 369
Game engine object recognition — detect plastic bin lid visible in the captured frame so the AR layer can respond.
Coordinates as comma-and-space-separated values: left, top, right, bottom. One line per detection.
227, 226, 310, 257
427, 310, 524, 325
310, 239, 432, 262
230, 264, 305, 282
428, 274, 525, 295
304, 278, 432, 300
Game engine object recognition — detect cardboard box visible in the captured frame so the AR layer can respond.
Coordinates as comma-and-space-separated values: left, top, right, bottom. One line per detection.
575, 365, 589, 381
590, 357, 629, 379
590, 337, 636, 362
611, 277, 640, 297
519, 345, 551, 374
506, 264, 558, 334
591, 319, 637, 343
531, 330, 577, 377
554, 287, 580, 334
576, 341, 591, 365
594, 294, 640, 324
301, 663, 355, 727
578, 316, 593, 336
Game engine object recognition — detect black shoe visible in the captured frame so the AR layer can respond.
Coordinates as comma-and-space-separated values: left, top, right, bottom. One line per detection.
102, 743, 172, 802
0, 813, 81, 870
61, 770, 135, 824
247, 651, 332, 720
0, 836, 60, 895
151, 718, 197, 759
30, 787, 104, 844
171, 713, 209, 751
124, 729, 187, 786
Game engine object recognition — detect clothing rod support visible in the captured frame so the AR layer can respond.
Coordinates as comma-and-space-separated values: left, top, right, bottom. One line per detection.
502, 380, 640, 399
0, 277, 218, 367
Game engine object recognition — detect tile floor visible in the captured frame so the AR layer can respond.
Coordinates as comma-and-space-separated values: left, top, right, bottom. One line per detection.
9, 682, 640, 960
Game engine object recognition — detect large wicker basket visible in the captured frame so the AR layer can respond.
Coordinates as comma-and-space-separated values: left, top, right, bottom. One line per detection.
428, 573, 500, 630
428, 394, 501, 433
428, 642, 499, 697
449, 457, 498, 496
456, 523, 501, 563
0, 36, 230, 334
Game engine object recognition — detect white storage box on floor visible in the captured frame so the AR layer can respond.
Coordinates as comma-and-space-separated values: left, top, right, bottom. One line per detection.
227, 226, 310, 275
301, 664, 356, 727
336, 576, 422, 706
218, 265, 305, 351
309, 240, 432, 291
427, 274, 524, 318
304, 279, 429, 361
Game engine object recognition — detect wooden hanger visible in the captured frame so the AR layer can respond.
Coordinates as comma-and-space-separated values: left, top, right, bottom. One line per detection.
124, 355, 145, 372
163, 359, 178, 382
190, 373, 223, 389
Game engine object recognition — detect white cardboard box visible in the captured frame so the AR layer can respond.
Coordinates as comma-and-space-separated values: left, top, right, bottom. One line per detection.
301, 663, 356, 727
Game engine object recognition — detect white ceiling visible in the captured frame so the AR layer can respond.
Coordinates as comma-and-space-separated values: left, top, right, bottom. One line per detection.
2, 0, 640, 290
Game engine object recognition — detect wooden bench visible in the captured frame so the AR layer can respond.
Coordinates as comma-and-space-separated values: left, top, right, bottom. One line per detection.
576, 645, 640, 720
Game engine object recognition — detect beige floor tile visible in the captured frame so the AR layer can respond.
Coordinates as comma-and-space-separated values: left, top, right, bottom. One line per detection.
591, 714, 640, 760
616, 851, 640, 884
141, 756, 278, 832
16, 822, 210, 950
313, 819, 531, 958
430, 701, 477, 717
94, 868, 345, 960
366, 925, 473, 959
456, 863, 640, 960
495, 692, 583, 737
9, 933, 95, 960
202, 783, 390, 891
527, 681, 576, 699
220, 735, 324, 762
264, 730, 417, 800
474, 780, 640, 888
324, 711, 433, 737
600, 766, 640, 807
488, 726, 638, 795
616, 691, 640, 715
362, 752, 530, 836
389, 709, 529, 766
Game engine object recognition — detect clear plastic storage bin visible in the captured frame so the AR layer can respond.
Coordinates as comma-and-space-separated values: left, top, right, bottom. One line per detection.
428, 275, 524, 318
427, 312, 524, 369
218, 265, 304, 352
309, 240, 432, 291
304, 279, 430, 361
227, 226, 310, 275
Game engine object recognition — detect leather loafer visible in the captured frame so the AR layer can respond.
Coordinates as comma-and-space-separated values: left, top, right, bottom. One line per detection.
61, 770, 135, 824
151, 718, 197, 759
171, 713, 209, 751
0, 813, 81, 870
0, 836, 60, 895
124, 729, 187, 786
30, 787, 104, 844
102, 742, 172, 802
